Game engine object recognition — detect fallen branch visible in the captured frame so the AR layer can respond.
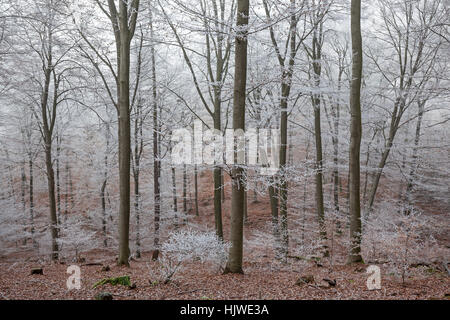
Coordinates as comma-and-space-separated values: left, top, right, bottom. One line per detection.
0, 292, 9, 300
82, 263, 104, 266
443, 261, 450, 276
166, 289, 201, 299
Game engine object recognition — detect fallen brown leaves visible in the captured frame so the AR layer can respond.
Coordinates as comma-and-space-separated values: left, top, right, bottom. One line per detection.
0, 250, 448, 300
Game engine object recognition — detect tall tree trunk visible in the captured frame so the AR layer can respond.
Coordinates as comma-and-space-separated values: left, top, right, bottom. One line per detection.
365, 123, 397, 214
243, 189, 248, 224
194, 164, 199, 216
213, 93, 223, 239
133, 100, 143, 257
101, 126, 109, 247
279, 80, 289, 260
113, 0, 140, 266
301, 137, 311, 242
40, 58, 59, 260
117, 33, 132, 265
224, 0, 249, 274
263, 0, 298, 260
362, 131, 377, 206
313, 95, 327, 253
3, 147, 15, 198
332, 134, 340, 233
56, 133, 61, 225
21, 158, 26, 245
150, 8, 161, 257
403, 100, 425, 215
29, 155, 36, 248
169, 138, 178, 227
348, 0, 363, 263
309, 20, 328, 254
183, 163, 187, 214
65, 158, 69, 217
269, 180, 280, 249
101, 178, 108, 247
134, 172, 140, 257
44, 140, 59, 260
66, 160, 74, 212
331, 79, 341, 233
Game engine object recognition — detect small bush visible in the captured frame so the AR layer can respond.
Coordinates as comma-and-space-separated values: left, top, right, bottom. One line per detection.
149, 229, 230, 284
162, 229, 230, 268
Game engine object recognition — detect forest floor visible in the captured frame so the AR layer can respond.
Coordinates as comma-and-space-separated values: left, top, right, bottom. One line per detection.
0, 171, 449, 300
0, 251, 448, 300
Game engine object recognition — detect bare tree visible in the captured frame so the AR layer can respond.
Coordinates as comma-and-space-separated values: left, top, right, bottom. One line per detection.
12, 0, 79, 260
348, 0, 363, 263
365, 0, 446, 215
159, 0, 235, 239
224, 0, 249, 274
86, 0, 141, 266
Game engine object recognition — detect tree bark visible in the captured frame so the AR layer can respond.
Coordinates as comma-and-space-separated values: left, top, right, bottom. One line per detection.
29, 155, 36, 248
224, 0, 249, 274
20, 157, 26, 245
101, 125, 110, 247
44, 137, 59, 260
56, 133, 61, 225
403, 100, 425, 215
150, 7, 161, 256
170, 138, 178, 227
40, 56, 59, 260
194, 164, 199, 216
348, 0, 363, 264
107, 0, 140, 266
117, 29, 132, 265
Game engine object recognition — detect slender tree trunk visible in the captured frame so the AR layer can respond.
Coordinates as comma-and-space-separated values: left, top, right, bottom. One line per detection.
101, 127, 109, 247
40, 58, 59, 261
263, 0, 298, 260
134, 173, 140, 257
65, 157, 69, 217
269, 180, 280, 248
101, 178, 108, 247
170, 138, 178, 227
213, 93, 223, 239
3, 148, 15, 198
194, 164, 199, 216
183, 163, 187, 214
150, 8, 161, 258
332, 136, 341, 233
21, 160, 26, 213
133, 99, 143, 258
403, 100, 425, 215
29, 156, 36, 248
56, 134, 61, 225
117, 30, 132, 265
243, 189, 248, 224
21, 158, 26, 245
366, 129, 396, 213
221, 171, 225, 203
331, 96, 341, 233
214, 168, 223, 238
313, 95, 327, 250
67, 162, 74, 210
362, 132, 377, 206
44, 140, 59, 260
114, 0, 140, 266
279, 81, 289, 260
224, 0, 249, 274
301, 137, 310, 242
348, 0, 363, 263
